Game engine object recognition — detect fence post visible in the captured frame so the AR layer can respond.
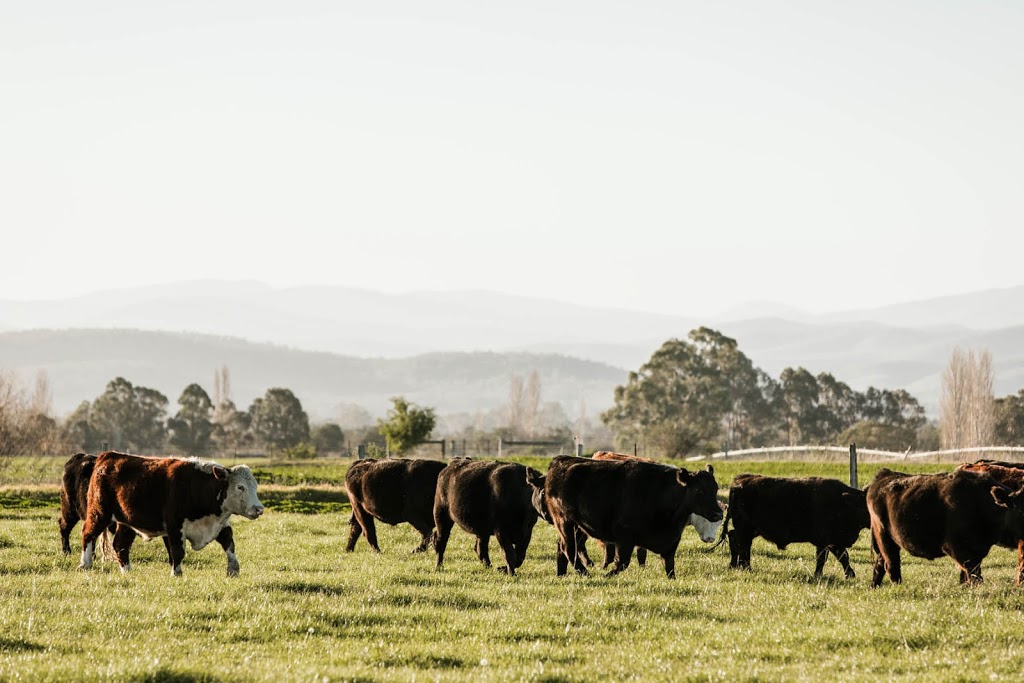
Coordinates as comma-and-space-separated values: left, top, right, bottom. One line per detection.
577, 441, 583, 457
498, 438, 502, 459
357, 444, 366, 460
849, 443, 858, 489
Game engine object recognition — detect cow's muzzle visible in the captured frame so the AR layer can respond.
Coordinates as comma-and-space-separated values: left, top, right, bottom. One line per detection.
245, 505, 265, 520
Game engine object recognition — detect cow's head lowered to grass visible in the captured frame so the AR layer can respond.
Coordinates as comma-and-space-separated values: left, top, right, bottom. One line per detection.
214, 464, 264, 520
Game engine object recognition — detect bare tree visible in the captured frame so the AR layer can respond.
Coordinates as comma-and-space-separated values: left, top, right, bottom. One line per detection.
507, 374, 524, 437
523, 370, 540, 438
940, 347, 995, 449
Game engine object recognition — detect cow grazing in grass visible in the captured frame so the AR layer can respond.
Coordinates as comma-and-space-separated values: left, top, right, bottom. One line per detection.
866, 468, 1024, 586
716, 474, 869, 578
433, 458, 542, 576
79, 451, 264, 577
344, 458, 447, 553
526, 468, 594, 568
958, 460, 1024, 585
543, 455, 722, 578
590, 451, 724, 569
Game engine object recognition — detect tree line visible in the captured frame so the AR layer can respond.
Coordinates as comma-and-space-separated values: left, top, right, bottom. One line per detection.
600, 327, 930, 456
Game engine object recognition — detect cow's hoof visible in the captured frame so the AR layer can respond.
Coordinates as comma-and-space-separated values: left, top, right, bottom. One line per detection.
171, 566, 183, 578
77, 563, 89, 571
227, 568, 240, 578
119, 563, 131, 574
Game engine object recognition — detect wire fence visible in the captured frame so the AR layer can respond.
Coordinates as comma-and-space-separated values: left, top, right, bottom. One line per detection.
693, 445, 1024, 463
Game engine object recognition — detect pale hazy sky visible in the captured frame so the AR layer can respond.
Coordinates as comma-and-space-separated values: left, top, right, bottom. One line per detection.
2, 1, 1022, 317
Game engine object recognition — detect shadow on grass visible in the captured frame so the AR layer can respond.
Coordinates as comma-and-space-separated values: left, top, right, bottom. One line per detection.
376, 653, 466, 670
270, 580, 346, 597
0, 638, 45, 652
378, 591, 496, 611
128, 668, 221, 683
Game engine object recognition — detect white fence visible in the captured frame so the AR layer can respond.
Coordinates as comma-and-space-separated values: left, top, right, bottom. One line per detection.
690, 445, 1024, 462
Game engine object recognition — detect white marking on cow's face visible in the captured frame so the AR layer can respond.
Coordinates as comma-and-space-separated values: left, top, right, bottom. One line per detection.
80, 540, 95, 569
224, 466, 264, 520
687, 512, 723, 543
182, 515, 231, 551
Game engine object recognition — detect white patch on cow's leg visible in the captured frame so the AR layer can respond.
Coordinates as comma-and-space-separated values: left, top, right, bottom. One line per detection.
120, 562, 131, 574
226, 551, 239, 577
79, 540, 95, 569
171, 564, 182, 577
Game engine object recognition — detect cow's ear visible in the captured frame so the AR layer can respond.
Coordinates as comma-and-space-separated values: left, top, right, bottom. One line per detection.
676, 468, 692, 485
706, 464, 714, 476
526, 468, 544, 489
213, 466, 228, 480
992, 485, 1011, 508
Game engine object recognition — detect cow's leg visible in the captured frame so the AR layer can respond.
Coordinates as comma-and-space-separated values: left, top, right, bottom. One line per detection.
111, 525, 137, 573
1017, 540, 1024, 587
607, 544, 634, 577
475, 536, 492, 567
556, 539, 569, 576
947, 547, 983, 586
813, 545, 829, 577
216, 526, 240, 577
557, 520, 588, 576
165, 522, 186, 577
79, 506, 112, 570
494, 529, 518, 576
636, 547, 647, 567
872, 528, 901, 586
831, 546, 855, 579
601, 542, 615, 570
432, 506, 454, 569
575, 532, 594, 567
728, 529, 739, 568
345, 513, 362, 552
349, 504, 380, 553
660, 546, 679, 580
59, 495, 78, 555
513, 523, 534, 569
410, 524, 434, 554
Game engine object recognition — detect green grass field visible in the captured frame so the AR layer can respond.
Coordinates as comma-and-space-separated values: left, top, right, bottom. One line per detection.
2, 456, 1022, 681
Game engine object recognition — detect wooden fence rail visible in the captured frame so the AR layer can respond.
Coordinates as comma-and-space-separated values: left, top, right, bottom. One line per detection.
694, 445, 1024, 462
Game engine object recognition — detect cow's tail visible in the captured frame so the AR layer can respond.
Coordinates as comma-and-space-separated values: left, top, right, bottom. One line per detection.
710, 488, 734, 551
98, 525, 116, 562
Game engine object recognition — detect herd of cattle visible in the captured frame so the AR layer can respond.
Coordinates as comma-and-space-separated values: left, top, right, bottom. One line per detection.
58, 450, 1024, 587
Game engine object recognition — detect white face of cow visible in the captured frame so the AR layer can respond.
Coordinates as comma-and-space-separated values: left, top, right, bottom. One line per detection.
223, 466, 264, 520
688, 506, 724, 543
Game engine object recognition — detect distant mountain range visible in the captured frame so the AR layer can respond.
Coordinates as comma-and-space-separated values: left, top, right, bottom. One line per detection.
1, 281, 1024, 419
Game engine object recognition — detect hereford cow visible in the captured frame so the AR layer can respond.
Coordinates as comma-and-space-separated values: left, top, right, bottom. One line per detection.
866, 467, 1024, 586
79, 451, 264, 577
344, 458, 447, 553
716, 474, 869, 578
590, 451, 723, 568
544, 455, 722, 578
433, 458, 542, 576
958, 460, 1024, 584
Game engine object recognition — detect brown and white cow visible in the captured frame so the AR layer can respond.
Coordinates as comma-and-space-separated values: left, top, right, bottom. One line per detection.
344, 457, 447, 553
591, 451, 724, 568
867, 467, 1024, 586
543, 455, 722, 578
79, 451, 264, 577
716, 474, 869, 578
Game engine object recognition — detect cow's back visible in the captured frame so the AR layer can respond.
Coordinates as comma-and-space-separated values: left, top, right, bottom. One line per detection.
346, 458, 445, 525
436, 459, 533, 536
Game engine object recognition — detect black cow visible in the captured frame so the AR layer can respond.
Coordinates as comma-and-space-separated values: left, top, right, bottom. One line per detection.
526, 468, 594, 568
717, 474, 869, 578
433, 458, 541, 576
59, 453, 116, 556
543, 455, 722, 578
867, 467, 1024, 586
959, 460, 1024, 584
344, 458, 447, 553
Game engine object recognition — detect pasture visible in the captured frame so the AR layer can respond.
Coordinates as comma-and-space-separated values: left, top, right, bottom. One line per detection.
2, 456, 1024, 682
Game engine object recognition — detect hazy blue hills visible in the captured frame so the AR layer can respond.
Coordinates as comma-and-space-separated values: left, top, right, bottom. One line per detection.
3, 281, 1024, 418
0, 328, 626, 419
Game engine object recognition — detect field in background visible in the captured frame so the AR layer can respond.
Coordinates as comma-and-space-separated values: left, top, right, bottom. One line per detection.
2, 455, 1021, 681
